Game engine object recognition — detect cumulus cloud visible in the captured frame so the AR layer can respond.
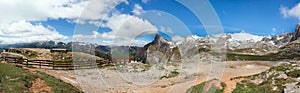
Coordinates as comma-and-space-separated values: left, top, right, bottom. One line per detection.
74, 31, 150, 47
132, 4, 144, 15
0, 0, 87, 44
0, 0, 89, 24
0, 0, 130, 23
78, 0, 128, 21
0, 21, 67, 44
159, 26, 174, 34
103, 14, 158, 39
73, 0, 158, 46
280, 3, 300, 21
0, 0, 157, 46
0, 0, 132, 44
74, 14, 158, 46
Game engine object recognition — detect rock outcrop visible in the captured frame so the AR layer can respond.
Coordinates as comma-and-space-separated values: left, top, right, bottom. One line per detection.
231, 62, 300, 93
141, 34, 181, 64
290, 24, 300, 42
273, 24, 300, 59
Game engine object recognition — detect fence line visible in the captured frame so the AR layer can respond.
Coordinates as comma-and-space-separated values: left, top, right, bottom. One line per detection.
0, 56, 113, 70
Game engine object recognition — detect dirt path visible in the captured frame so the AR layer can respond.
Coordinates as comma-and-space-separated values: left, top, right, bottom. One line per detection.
220, 61, 276, 93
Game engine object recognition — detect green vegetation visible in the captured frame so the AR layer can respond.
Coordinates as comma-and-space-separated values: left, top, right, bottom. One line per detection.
198, 48, 210, 52
187, 80, 225, 93
211, 52, 222, 56
95, 50, 111, 60
160, 70, 180, 79
14, 52, 37, 60
232, 64, 298, 93
269, 64, 292, 71
233, 80, 275, 93
287, 69, 300, 78
0, 63, 82, 93
226, 53, 278, 61
233, 78, 295, 93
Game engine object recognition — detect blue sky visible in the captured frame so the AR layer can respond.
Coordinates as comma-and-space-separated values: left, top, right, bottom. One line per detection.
0, 0, 300, 45
44, 0, 299, 37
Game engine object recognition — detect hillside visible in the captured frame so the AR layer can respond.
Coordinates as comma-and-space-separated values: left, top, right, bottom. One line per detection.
231, 62, 300, 93
0, 63, 82, 93
5, 48, 105, 61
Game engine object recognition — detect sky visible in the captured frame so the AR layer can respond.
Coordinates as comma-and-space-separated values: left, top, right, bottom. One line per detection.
0, 0, 300, 46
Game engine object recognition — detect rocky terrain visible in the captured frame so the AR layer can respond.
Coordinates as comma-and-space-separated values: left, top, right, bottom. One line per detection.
141, 34, 181, 64
231, 61, 300, 93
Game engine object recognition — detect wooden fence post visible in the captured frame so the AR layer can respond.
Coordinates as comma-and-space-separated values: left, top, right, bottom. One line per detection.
39, 61, 41, 68
52, 61, 55, 70
26, 59, 28, 67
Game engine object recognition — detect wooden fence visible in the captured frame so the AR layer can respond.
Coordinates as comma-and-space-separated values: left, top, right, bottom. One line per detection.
0, 56, 114, 70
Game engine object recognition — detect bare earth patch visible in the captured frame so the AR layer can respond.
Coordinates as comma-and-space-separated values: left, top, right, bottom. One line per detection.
29, 78, 52, 93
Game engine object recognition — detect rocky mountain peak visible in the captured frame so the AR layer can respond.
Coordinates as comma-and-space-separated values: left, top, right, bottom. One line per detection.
290, 24, 300, 42
141, 34, 181, 64
153, 34, 168, 44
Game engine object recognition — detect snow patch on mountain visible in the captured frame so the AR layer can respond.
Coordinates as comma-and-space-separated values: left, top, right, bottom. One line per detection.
228, 31, 270, 42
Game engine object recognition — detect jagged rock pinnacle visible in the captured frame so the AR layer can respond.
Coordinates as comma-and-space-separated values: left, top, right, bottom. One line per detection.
290, 24, 300, 42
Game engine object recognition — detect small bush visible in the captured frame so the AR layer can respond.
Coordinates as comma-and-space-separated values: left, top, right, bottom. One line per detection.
160, 70, 179, 79
198, 48, 210, 52
287, 69, 300, 78
187, 80, 224, 93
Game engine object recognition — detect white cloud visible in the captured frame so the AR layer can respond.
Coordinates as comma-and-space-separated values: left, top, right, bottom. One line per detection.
0, 21, 67, 44
142, 0, 150, 4
0, 0, 156, 46
159, 26, 174, 34
228, 31, 268, 42
132, 4, 144, 16
0, 0, 89, 24
171, 35, 184, 44
113, 39, 149, 46
272, 28, 276, 32
0, 0, 89, 44
102, 14, 158, 39
0, 0, 133, 45
74, 14, 158, 46
78, 0, 128, 21
74, 31, 150, 47
280, 3, 300, 21
0, 0, 130, 23
272, 27, 276, 35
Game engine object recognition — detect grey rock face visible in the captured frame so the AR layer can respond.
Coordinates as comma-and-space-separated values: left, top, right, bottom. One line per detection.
141, 34, 181, 64
290, 24, 300, 42
277, 72, 288, 79
284, 82, 300, 93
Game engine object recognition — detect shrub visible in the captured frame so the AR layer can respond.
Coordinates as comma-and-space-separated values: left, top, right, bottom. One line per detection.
160, 70, 179, 79
287, 69, 300, 78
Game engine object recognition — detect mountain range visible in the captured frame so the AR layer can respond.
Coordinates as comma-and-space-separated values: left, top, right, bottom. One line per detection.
2, 24, 300, 62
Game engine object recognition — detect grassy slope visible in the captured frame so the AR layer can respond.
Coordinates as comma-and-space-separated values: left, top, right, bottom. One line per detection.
0, 63, 82, 93
226, 53, 279, 61
232, 64, 298, 93
187, 80, 225, 93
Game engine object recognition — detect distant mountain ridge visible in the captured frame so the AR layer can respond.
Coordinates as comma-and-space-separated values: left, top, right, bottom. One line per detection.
2, 24, 300, 61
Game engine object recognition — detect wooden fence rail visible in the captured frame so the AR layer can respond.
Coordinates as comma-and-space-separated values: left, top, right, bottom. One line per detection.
0, 56, 113, 70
